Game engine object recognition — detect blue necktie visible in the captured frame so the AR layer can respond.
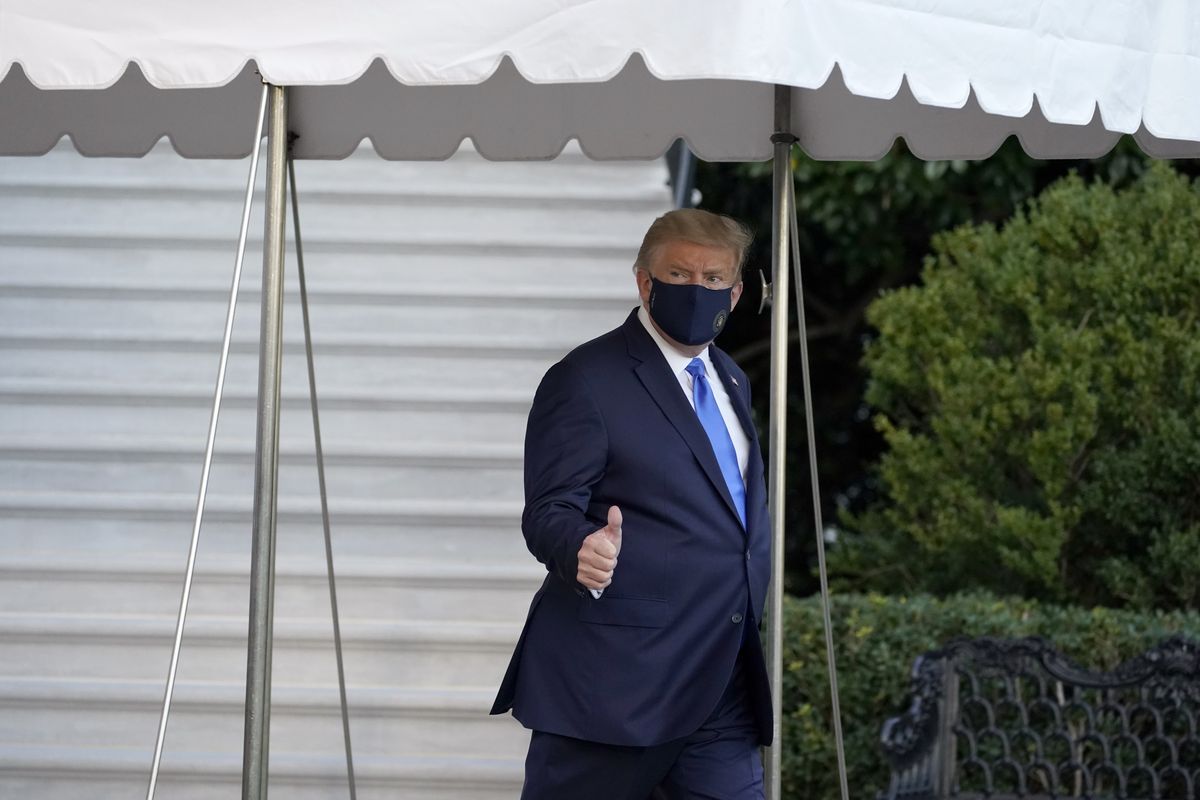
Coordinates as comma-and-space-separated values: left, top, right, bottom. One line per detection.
685, 358, 746, 527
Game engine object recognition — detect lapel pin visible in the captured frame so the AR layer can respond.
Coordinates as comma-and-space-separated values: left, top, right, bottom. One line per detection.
732, 377, 739, 386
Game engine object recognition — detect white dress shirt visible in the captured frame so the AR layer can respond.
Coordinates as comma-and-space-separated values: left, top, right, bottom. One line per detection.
636, 304, 751, 478
591, 306, 751, 598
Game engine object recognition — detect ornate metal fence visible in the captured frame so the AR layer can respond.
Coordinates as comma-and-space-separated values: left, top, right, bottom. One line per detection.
880, 636, 1200, 800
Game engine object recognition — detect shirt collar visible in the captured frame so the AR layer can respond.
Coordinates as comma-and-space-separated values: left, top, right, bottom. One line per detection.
637, 303, 714, 379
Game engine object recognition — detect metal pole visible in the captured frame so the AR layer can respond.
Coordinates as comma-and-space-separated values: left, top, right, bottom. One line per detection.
788, 170, 852, 800
763, 84, 796, 800
145, 83, 269, 800
673, 143, 696, 209
242, 82, 288, 800
288, 156, 358, 799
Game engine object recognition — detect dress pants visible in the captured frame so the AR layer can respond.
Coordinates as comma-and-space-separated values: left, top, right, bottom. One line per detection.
520, 624, 764, 800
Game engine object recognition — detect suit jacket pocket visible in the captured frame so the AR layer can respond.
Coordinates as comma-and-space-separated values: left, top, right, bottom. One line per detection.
577, 595, 668, 628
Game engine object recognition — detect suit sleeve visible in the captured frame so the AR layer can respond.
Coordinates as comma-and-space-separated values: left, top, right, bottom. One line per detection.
521, 359, 609, 590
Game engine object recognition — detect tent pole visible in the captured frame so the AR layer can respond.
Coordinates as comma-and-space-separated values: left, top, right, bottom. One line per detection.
288, 155, 359, 799
764, 85, 796, 800
144, 82, 269, 800
242, 82, 288, 800
787, 166, 852, 800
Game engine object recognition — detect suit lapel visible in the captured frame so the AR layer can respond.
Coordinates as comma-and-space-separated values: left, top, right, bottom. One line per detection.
709, 349, 755, 445
710, 347, 763, 535
622, 312, 742, 527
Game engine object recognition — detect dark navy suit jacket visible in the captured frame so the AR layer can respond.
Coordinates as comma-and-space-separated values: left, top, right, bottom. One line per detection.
490, 308, 773, 747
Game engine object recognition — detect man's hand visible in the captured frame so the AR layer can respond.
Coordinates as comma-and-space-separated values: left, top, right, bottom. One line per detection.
576, 506, 623, 590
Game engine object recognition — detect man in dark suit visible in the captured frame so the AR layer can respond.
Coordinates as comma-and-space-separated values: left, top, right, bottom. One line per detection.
491, 209, 772, 799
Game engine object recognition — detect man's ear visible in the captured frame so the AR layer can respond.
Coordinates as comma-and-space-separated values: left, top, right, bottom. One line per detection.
635, 267, 653, 304
729, 279, 744, 310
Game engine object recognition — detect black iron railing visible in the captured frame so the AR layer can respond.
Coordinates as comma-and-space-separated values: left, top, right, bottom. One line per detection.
880, 636, 1200, 800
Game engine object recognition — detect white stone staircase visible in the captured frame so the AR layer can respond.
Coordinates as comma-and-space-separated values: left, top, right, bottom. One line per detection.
0, 140, 670, 798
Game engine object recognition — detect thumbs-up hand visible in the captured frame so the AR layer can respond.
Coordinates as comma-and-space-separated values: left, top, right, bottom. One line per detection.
577, 505, 623, 590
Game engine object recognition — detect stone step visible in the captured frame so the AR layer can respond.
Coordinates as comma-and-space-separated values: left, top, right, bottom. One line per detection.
0, 455, 517, 503
0, 613, 522, 687
0, 554, 542, 622
0, 183, 657, 247
0, 491, 535, 571
0, 380, 532, 442
0, 286, 631, 343
0, 170, 666, 219
1, 514, 533, 567
0, 136, 667, 798
0, 279, 636, 311
0, 343, 558, 404
0, 490, 521, 527
0, 491, 530, 566
0, 435, 524, 502
0, 241, 637, 294
0, 744, 523, 799
0, 678, 530, 759
0, 326, 574, 359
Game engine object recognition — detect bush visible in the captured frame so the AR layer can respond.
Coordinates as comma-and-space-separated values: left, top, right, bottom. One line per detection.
836, 163, 1200, 610
699, 138, 1158, 599
780, 592, 1199, 800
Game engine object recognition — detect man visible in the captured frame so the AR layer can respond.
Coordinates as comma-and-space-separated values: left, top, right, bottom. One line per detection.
491, 209, 772, 799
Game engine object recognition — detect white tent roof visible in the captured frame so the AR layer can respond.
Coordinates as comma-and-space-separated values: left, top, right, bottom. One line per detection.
3, 0, 1198, 160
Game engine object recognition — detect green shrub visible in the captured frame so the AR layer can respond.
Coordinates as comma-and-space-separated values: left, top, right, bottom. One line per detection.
780, 592, 1199, 800
836, 163, 1200, 610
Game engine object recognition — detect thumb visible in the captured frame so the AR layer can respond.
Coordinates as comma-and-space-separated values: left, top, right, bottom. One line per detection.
606, 505, 623, 548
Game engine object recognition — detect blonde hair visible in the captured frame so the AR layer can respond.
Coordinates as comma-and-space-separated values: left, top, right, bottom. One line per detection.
634, 209, 753, 279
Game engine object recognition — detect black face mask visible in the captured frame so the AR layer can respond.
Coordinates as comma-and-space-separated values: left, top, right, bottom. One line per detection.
648, 277, 733, 346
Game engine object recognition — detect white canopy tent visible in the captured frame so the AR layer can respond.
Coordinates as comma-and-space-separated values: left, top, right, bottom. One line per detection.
6, 1, 1200, 161
3, 2, 1199, 799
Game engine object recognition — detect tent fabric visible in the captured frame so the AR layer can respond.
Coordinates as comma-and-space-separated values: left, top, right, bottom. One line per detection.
2, 0, 1199, 161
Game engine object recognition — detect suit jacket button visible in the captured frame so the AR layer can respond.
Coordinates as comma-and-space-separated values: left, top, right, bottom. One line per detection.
731, 613, 744, 624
